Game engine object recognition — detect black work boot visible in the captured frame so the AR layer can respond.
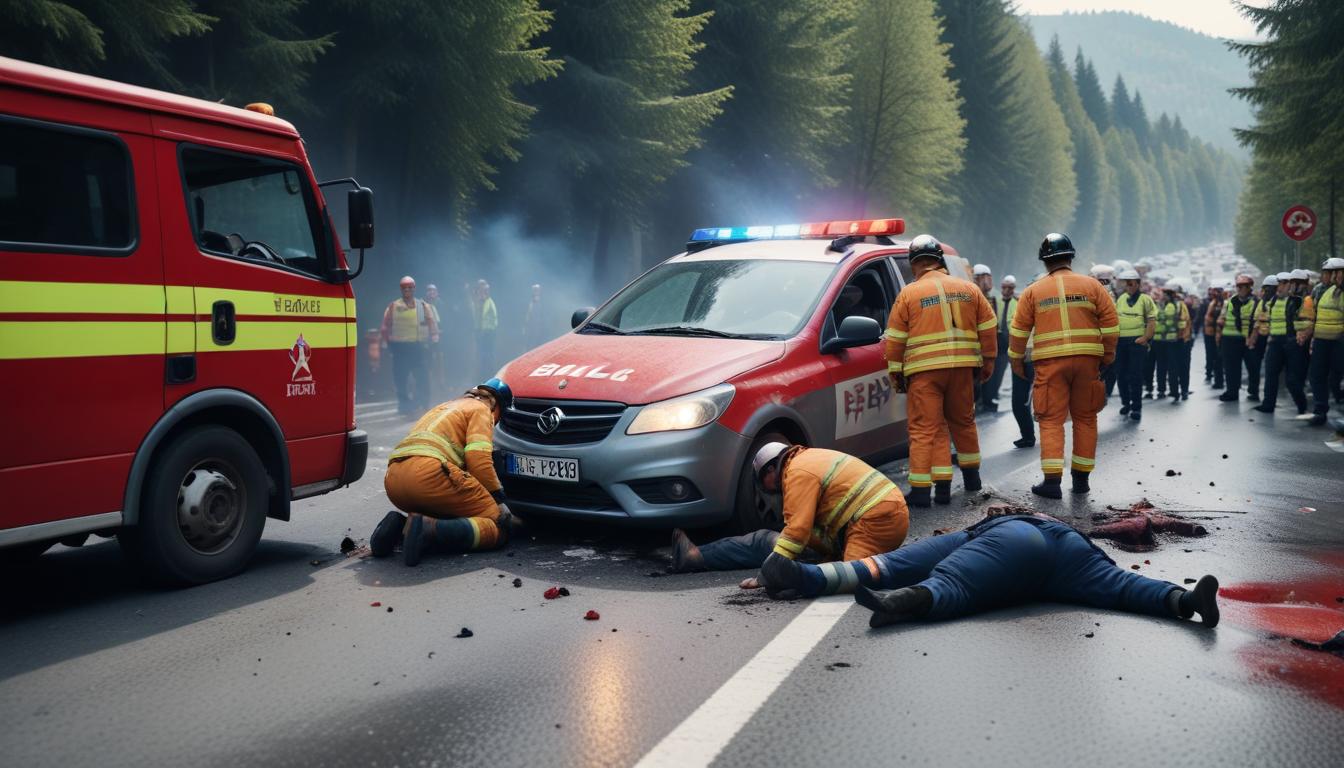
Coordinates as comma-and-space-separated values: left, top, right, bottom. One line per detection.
758, 552, 804, 599
402, 514, 427, 567
1120, 403, 1131, 415
904, 486, 932, 508
1171, 575, 1220, 627
370, 510, 405, 558
1070, 470, 1090, 494
1218, 391, 1238, 402
934, 480, 952, 505
1013, 436, 1036, 448
855, 585, 934, 628
669, 529, 706, 573
961, 468, 982, 493
1032, 476, 1063, 499
1309, 413, 1327, 426
1252, 404, 1274, 414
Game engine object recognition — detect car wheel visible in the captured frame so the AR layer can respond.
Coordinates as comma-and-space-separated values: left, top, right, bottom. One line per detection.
731, 431, 791, 534
120, 426, 268, 586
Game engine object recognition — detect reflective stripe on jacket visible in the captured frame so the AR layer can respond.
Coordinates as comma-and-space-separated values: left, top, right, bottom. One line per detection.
884, 270, 997, 376
772, 448, 898, 559
388, 396, 501, 493
1117, 292, 1156, 337
1008, 269, 1119, 362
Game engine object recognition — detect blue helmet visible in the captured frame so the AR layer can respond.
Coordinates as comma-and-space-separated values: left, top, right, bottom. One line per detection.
478, 377, 513, 411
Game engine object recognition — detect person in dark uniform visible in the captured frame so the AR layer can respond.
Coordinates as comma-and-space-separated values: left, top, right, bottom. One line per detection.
1252, 272, 1310, 415
1217, 274, 1260, 402
746, 512, 1221, 631
1248, 278, 1276, 401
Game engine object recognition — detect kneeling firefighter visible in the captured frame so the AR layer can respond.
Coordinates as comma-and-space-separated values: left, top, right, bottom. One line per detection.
370, 378, 522, 565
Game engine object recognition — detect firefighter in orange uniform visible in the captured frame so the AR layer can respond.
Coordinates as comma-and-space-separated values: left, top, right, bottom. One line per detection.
369, 378, 520, 566
1009, 233, 1119, 498
885, 235, 998, 508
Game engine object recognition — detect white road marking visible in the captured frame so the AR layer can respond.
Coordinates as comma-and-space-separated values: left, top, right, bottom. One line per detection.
634, 596, 851, 768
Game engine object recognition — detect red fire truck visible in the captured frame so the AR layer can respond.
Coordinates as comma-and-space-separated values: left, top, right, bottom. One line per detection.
0, 58, 374, 585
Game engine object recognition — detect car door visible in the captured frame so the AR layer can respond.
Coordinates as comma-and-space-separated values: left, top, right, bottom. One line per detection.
821, 258, 905, 459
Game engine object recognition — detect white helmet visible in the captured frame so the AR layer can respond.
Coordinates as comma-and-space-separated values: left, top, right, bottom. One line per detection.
1002, 275, 1017, 287
1322, 257, 1344, 271
1290, 268, 1310, 281
752, 442, 791, 481
1264, 274, 1280, 287
973, 263, 992, 277
1112, 259, 1133, 272
1275, 271, 1292, 282
1118, 268, 1141, 281
1089, 264, 1114, 278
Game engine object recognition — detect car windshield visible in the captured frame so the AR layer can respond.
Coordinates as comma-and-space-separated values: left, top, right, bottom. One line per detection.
585, 259, 834, 338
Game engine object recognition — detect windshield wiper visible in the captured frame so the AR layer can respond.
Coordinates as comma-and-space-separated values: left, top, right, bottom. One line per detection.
578, 321, 625, 335
636, 325, 749, 339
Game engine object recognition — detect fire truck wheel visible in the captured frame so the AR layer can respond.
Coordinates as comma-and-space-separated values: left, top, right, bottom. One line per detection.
731, 431, 790, 534
121, 426, 268, 586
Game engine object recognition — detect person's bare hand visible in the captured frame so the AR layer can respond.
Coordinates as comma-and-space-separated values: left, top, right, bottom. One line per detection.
739, 576, 761, 590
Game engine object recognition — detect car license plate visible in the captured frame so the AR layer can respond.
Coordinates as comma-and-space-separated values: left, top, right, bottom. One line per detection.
506, 453, 580, 483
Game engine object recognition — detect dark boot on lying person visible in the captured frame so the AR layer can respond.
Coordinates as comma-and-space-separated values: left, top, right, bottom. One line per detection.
669, 528, 706, 573
854, 585, 934, 628
1167, 574, 1220, 627
370, 510, 405, 558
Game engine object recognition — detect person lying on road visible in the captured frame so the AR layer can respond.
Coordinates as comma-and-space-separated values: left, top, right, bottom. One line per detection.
744, 510, 1220, 629
368, 378, 523, 566
669, 442, 908, 574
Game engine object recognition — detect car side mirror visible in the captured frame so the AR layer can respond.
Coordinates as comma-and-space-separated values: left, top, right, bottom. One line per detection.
347, 187, 374, 249
821, 315, 882, 355
571, 307, 594, 329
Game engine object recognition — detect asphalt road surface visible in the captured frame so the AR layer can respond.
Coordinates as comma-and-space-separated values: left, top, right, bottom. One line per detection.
3, 345, 1343, 767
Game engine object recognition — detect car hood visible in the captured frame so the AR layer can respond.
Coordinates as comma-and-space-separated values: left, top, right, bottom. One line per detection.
499, 332, 785, 405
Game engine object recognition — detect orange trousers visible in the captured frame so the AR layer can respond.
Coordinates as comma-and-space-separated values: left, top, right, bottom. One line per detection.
839, 495, 909, 560
384, 456, 504, 549
906, 367, 981, 487
1031, 356, 1105, 477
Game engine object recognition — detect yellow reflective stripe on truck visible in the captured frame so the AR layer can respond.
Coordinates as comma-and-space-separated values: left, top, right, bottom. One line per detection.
0, 321, 166, 359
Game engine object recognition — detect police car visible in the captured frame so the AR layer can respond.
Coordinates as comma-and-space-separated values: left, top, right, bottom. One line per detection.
493, 218, 965, 531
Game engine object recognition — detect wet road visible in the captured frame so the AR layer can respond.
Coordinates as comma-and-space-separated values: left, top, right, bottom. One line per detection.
3, 344, 1343, 767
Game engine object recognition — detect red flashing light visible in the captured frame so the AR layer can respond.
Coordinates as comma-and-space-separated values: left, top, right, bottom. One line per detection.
797, 222, 829, 237
824, 218, 905, 237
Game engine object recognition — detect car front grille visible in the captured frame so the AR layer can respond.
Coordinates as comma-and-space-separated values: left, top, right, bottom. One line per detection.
500, 398, 627, 445
500, 475, 621, 512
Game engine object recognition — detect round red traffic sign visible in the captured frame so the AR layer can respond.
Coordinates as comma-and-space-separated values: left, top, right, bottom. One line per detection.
1282, 205, 1317, 242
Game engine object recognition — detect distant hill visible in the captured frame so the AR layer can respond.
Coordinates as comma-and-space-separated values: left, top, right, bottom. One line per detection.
1026, 11, 1253, 155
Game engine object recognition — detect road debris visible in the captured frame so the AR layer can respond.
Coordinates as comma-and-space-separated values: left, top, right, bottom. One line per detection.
512, 578, 523, 588
340, 537, 356, 554
370, 601, 382, 607
584, 610, 600, 621
456, 627, 473, 638
1088, 499, 1209, 550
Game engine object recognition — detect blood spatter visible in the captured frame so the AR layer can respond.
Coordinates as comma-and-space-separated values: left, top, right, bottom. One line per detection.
584, 610, 600, 620
544, 587, 561, 599
370, 601, 382, 607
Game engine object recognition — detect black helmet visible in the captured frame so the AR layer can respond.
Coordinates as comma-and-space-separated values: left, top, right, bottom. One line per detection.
1038, 232, 1075, 261
907, 234, 946, 268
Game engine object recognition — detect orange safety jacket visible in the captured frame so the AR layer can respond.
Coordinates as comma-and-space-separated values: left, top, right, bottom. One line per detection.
884, 270, 997, 376
1008, 268, 1119, 363
772, 447, 898, 560
388, 396, 502, 496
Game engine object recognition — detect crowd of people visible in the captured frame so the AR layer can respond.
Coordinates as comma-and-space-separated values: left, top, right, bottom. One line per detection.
374, 276, 548, 415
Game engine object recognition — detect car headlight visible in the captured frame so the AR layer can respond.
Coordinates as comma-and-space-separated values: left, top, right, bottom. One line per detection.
626, 384, 735, 435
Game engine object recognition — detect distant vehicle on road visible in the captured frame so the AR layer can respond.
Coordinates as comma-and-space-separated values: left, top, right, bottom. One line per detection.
0, 58, 375, 584
493, 219, 966, 532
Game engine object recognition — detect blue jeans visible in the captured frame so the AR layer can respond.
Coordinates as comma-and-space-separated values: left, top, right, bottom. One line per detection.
698, 529, 780, 570
867, 517, 1176, 620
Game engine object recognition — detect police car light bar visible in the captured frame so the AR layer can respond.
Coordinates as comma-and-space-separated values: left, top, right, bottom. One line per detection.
688, 217, 904, 243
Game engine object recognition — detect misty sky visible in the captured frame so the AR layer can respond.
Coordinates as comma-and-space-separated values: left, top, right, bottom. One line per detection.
1016, 0, 1267, 40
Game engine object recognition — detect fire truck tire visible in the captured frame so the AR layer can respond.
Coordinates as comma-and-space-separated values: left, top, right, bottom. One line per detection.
731, 430, 790, 534
120, 426, 268, 586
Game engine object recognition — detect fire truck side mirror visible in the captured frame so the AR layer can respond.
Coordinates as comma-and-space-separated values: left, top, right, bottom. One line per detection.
347, 187, 375, 250
571, 307, 594, 328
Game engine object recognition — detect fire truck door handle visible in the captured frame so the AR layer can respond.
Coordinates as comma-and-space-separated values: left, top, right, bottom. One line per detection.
212, 300, 236, 345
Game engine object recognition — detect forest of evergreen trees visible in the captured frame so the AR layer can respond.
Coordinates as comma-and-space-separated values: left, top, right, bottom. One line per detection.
2, 0, 1247, 286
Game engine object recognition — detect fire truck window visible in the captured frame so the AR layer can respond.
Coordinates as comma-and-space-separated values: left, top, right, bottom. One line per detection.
0, 119, 134, 252
181, 148, 324, 278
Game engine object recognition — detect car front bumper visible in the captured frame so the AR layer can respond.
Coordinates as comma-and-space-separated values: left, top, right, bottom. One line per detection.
493, 419, 752, 528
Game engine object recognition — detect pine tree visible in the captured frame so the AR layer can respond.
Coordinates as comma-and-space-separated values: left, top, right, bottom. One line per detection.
1073, 49, 1110, 132
1110, 75, 1133, 136
1130, 91, 1151, 149
1045, 36, 1109, 255
936, 0, 1075, 273
0, 0, 210, 84
840, 0, 965, 222
517, 0, 731, 281
1103, 127, 1143, 258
